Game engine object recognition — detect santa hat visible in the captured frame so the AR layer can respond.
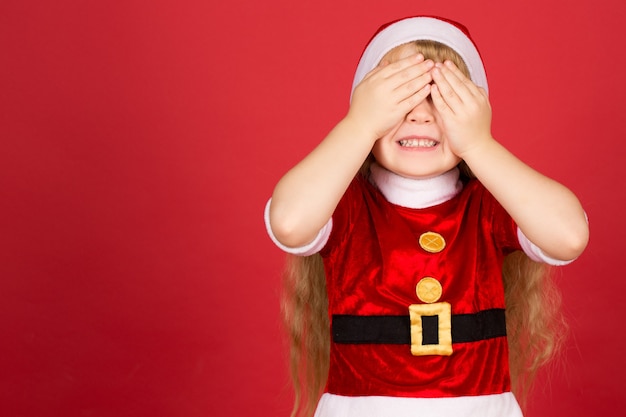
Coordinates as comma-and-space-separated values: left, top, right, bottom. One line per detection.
351, 16, 488, 97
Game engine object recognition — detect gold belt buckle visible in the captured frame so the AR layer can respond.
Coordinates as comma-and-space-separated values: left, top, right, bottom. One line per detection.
409, 302, 453, 356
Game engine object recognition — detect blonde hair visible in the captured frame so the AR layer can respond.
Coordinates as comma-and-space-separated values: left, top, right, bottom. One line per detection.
280, 41, 567, 417
383, 39, 470, 76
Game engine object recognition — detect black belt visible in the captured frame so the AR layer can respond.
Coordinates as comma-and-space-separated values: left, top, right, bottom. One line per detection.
332, 308, 506, 345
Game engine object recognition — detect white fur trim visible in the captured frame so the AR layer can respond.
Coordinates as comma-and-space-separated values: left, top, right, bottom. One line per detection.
517, 227, 576, 266
352, 17, 488, 99
314, 392, 523, 417
264, 199, 331, 256
369, 163, 463, 209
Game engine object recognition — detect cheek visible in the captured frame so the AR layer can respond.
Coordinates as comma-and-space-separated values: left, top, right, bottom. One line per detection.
371, 139, 387, 162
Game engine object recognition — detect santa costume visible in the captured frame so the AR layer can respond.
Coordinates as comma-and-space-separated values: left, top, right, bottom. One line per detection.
265, 16, 570, 417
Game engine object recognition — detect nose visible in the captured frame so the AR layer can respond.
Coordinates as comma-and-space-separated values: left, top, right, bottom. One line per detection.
406, 98, 435, 124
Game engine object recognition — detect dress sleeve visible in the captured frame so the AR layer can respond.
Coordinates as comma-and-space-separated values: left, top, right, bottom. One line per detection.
319, 175, 368, 257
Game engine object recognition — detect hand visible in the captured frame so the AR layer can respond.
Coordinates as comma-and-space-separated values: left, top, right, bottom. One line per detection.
430, 60, 493, 157
346, 53, 435, 142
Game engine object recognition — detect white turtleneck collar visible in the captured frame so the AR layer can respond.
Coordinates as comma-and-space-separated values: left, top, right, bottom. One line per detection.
369, 162, 463, 209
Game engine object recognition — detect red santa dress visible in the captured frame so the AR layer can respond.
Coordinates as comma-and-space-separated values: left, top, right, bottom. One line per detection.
265, 163, 570, 417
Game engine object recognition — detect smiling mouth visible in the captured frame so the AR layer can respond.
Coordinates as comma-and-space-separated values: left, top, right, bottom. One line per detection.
398, 138, 439, 148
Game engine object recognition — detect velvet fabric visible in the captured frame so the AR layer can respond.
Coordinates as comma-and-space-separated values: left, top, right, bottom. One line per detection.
319, 173, 521, 398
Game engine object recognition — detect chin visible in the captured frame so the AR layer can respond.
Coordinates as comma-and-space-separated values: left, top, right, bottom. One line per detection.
375, 154, 459, 176
392, 164, 452, 179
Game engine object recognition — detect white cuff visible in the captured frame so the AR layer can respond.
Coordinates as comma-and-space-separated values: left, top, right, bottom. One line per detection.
517, 227, 576, 266
264, 199, 332, 256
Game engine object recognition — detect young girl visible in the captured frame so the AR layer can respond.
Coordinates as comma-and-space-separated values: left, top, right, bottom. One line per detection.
264, 16, 589, 417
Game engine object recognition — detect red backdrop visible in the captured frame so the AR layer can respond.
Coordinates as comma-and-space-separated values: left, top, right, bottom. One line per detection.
1, 0, 625, 416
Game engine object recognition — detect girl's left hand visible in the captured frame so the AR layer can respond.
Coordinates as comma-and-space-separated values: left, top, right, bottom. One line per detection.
430, 61, 493, 157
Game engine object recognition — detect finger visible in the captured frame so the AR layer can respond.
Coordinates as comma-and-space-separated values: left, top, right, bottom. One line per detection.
384, 57, 434, 88
440, 61, 491, 112
376, 53, 428, 78
359, 53, 423, 83
444, 60, 489, 101
381, 53, 425, 74
430, 83, 453, 116
360, 63, 384, 82
441, 61, 481, 100
399, 83, 432, 112
431, 65, 463, 111
389, 70, 433, 105
382, 61, 434, 106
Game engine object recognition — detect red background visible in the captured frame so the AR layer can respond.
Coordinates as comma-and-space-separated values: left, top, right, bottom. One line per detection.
1, 0, 625, 416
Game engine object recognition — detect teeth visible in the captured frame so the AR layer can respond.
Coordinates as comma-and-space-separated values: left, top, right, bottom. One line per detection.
399, 138, 437, 147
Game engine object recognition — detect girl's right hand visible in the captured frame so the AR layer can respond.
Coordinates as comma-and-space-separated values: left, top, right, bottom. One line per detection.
346, 53, 435, 142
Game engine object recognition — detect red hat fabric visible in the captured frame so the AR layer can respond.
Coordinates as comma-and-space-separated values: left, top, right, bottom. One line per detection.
351, 16, 488, 97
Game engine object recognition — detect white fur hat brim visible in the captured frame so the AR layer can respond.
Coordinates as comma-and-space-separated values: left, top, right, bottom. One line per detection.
351, 17, 488, 98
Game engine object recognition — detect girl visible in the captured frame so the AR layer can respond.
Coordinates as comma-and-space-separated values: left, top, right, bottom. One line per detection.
265, 16, 589, 417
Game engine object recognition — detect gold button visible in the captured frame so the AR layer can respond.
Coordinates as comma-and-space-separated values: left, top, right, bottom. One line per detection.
419, 232, 446, 253
416, 277, 443, 304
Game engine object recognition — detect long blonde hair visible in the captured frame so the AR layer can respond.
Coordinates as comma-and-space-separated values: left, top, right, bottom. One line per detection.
280, 41, 567, 417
